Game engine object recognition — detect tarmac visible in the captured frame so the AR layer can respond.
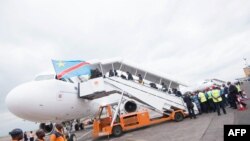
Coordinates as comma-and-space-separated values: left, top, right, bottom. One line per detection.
1, 82, 250, 141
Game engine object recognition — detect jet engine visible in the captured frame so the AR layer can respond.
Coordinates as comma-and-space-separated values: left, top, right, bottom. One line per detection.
123, 100, 137, 113
39, 123, 53, 134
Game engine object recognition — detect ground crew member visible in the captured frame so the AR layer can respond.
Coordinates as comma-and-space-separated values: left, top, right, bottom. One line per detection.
50, 123, 66, 141
35, 129, 45, 141
212, 87, 226, 116
206, 89, 215, 112
198, 91, 208, 113
9, 128, 23, 141
236, 82, 242, 96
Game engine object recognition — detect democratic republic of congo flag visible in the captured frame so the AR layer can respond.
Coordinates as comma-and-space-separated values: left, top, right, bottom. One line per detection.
52, 60, 91, 79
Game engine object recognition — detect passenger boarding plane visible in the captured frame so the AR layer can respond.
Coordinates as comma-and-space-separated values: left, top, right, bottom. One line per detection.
5, 59, 191, 140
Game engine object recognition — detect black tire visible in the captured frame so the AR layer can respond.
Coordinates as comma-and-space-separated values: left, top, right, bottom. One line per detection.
68, 134, 77, 141
74, 124, 79, 131
112, 125, 123, 137
79, 123, 84, 130
174, 112, 184, 122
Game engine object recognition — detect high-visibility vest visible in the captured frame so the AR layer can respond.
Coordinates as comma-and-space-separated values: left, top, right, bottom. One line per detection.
198, 92, 207, 103
212, 89, 222, 103
236, 85, 241, 92
207, 91, 212, 99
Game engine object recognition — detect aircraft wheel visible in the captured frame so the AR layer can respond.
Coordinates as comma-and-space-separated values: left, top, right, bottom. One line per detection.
74, 124, 79, 131
112, 125, 123, 137
174, 112, 184, 122
68, 134, 77, 141
79, 123, 84, 130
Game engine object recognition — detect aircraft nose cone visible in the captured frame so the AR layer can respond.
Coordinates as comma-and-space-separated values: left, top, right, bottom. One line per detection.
5, 83, 31, 119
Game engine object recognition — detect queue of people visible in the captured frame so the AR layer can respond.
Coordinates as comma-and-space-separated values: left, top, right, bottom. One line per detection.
57, 67, 183, 97
183, 81, 247, 118
9, 124, 66, 141
107, 69, 183, 97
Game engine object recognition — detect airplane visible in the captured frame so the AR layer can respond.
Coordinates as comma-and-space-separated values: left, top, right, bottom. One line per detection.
190, 79, 226, 92
5, 58, 187, 140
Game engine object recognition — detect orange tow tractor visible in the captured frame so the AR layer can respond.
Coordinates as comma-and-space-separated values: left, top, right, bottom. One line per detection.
92, 104, 186, 138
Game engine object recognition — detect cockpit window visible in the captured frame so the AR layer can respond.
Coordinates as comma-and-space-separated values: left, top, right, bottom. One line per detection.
34, 74, 55, 81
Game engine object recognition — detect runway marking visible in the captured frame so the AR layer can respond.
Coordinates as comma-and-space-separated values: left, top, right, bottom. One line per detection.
78, 130, 92, 140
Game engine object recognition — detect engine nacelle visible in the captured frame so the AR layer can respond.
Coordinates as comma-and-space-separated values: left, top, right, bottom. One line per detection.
39, 123, 53, 134
124, 100, 137, 113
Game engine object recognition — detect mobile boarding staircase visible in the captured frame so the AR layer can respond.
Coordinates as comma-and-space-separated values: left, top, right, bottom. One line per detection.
78, 76, 199, 117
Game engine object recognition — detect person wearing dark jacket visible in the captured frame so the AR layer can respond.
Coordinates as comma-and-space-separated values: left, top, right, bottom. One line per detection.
149, 83, 158, 89
90, 68, 102, 79
183, 93, 196, 119
176, 90, 182, 97
227, 82, 238, 109
121, 74, 127, 79
24, 132, 28, 141
109, 70, 114, 77
127, 72, 134, 80
161, 82, 167, 92
172, 88, 177, 95
114, 70, 118, 76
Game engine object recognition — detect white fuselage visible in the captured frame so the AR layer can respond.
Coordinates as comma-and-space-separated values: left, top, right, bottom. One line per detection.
5, 79, 102, 123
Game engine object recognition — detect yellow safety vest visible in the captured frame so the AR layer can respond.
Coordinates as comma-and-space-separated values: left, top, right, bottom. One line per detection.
236, 85, 241, 92
198, 92, 207, 103
212, 90, 222, 103
207, 91, 212, 99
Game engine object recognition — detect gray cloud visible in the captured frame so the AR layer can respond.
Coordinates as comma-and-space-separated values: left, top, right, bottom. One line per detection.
0, 0, 250, 136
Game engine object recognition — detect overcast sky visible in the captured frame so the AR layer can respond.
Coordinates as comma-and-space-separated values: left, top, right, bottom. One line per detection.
1, 0, 250, 136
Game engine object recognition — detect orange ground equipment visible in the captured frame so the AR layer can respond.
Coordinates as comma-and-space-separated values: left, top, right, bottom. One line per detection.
92, 104, 186, 138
